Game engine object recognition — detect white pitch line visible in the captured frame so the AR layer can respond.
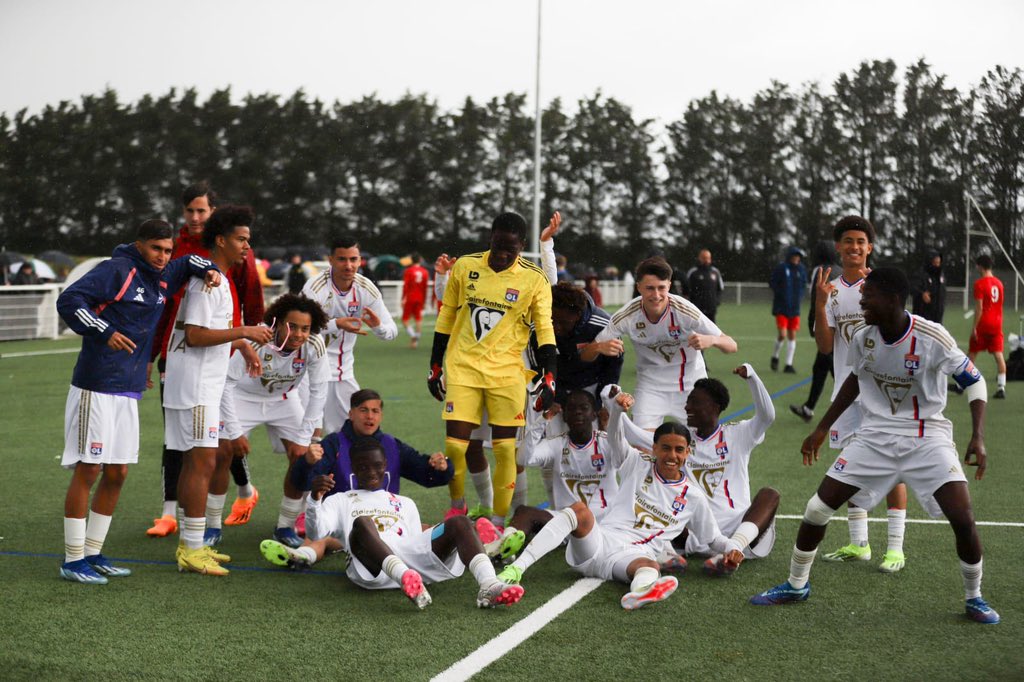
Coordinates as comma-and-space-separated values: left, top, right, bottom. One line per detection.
775, 514, 1024, 528
0, 348, 79, 359
431, 578, 604, 682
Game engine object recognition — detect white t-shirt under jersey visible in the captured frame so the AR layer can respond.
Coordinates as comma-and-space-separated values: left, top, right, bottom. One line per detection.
163, 277, 234, 409
302, 271, 397, 383
596, 294, 722, 394
824, 275, 866, 399
849, 314, 976, 440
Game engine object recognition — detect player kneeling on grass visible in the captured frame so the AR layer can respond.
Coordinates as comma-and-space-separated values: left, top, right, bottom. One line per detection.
497, 391, 742, 610
485, 389, 624, 562
617, 364, 780, 576
301, 438, 524, 609
218, 293, 330, 547
55, 219, 221, 584
750, 267, 1000, 625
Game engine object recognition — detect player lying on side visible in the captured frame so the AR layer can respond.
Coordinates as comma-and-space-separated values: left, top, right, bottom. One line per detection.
616, 364, 780, 576
218, 294, 330, 548
303, 438, 524, 609
496, 387, 742, 610
483, 389, 625, 561
750, 267, 1000, 625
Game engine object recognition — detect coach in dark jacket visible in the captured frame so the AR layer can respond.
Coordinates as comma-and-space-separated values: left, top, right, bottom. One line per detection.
682, 249, 725, 322
912, 251, 946, 323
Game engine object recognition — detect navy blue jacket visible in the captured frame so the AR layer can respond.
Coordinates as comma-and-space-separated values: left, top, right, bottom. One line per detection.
290, 420, 453, 494
56, 244, 214, 394
770, 258, 807, 318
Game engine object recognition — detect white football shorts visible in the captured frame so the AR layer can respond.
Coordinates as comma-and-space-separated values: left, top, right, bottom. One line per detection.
322, 377, 360, 434
232, 397, 307, 451
62, 386, 139, 469
164, 404, 222, 451
828, 401, 863, 450
565, 524, 657, 583
632, 386, 687, 430
345, 527, 465, 589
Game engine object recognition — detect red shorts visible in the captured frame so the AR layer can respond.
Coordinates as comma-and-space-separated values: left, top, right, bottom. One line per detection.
775, 315, 800, 331
402, 299, 425, 322
969, 329, 1003, 354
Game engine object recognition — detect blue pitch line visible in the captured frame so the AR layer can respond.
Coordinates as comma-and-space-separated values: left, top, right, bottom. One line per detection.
0, 550, 345, 576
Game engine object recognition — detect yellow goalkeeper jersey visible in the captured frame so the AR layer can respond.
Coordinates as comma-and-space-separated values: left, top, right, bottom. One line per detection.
437, 251, 555, 388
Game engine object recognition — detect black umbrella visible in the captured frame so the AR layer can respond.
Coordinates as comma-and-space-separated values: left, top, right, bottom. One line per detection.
38, 250, 76, 268
259, 246, 287, 261
0, 251, 26, 266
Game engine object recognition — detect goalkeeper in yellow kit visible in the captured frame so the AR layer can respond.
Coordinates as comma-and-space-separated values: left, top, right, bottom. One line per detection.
428, 212, 557, 532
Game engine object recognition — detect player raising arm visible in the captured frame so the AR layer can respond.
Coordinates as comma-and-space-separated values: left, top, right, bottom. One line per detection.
751, 267, 1000, 625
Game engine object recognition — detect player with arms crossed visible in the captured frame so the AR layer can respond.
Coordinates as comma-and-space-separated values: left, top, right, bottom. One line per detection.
163, 206, 273, 575
618, 364, 780, 576
55, 219, 220, 584
813, 216, 909, 572
401, 252, 429, 348
219, 293, 330, 548
584, 256, 736, 431
427, 212, 558, 532
498, 387, 742, 609
303, 234, 397, 434
751, 267, 1000, 624
305, 438, 524, 609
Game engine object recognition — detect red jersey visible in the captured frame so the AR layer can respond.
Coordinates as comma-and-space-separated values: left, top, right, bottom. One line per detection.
151, 226, 265, 361
973, 275, 1004, 334
402, 264, 429, 303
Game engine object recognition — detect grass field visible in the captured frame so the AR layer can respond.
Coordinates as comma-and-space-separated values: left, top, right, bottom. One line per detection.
1, 302, 1021, 681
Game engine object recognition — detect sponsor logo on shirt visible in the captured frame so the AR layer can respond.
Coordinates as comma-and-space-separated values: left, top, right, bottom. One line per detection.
635, 322, 646, 329
865, 338, 875, 349
469, 271, 480, 280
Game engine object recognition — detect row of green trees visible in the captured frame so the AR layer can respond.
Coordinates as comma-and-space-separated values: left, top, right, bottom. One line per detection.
1, 59, 1021, 280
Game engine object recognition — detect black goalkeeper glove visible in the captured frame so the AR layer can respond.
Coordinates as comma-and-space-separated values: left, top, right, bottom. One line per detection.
427, 363, 446, 402
529, 371, 556, 412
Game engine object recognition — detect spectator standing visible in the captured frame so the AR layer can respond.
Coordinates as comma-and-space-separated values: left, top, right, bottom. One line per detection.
286, 253, 308, 294
769, 246, 807, 373
911, 251, 947, 323
12, 262, 41, 285
683, 249, 725, 322
583, 274, 603, 307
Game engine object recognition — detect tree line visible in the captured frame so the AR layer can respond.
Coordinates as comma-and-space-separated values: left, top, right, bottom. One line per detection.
0, 58, 1021, 281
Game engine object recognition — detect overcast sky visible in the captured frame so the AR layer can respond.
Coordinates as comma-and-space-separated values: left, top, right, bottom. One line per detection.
1, 0, 1021, 126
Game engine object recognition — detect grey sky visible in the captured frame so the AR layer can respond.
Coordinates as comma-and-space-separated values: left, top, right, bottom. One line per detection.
1, 0, 1021, 125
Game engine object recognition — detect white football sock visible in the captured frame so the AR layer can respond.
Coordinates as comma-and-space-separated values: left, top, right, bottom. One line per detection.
772, 339, 783, 359
785, 340, 797, 365
64, 517, 86, 563
788, 546, 817, 588
886, 508, 906, 553
960, 558, 983, 599
630, 566, 660, 593
469, 553, 500, 588
470, 467, 493, 509
181, 516, 205, 550
381, 554, 410, 583
206, 493, 226, 530
161, 501, 177, 518
237, 483, 254, 499
848, 506, 869, 546
84, 511, 112, 557
277, 496, 304, 529
295, 545, 318, 565
511, 507, 578, 573
997, 373, 1006, 389
731, 521, 759, 552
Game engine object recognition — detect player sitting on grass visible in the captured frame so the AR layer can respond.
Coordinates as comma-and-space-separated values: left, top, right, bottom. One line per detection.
617, 364, 780, 576
750, 267, 1000, 625
497, 388, 742, 610
219, 293, 329, 548
259, 388, 454, 566
55, 219, 221, 584
484, 389, 624, 561
303, 438, 524, 609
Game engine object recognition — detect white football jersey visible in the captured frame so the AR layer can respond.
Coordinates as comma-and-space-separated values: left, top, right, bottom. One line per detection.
302, 271, 398, 383
163, 277, 234, 409
849, 315, 974, 440
306, 488, 421, 548
824, 275, 866, 399
597, 294, 721, 394
520, 414, 623, 520
220, 335, 329, 441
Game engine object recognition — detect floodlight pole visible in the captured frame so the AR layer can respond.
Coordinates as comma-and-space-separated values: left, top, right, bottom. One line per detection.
530, 0, 543, 261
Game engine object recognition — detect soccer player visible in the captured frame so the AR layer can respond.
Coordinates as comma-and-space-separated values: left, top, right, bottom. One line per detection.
427, 212, 558, 532
585, 256, 737, 430
401, 253, 430, 348
485, 389, 624, 561
302, 234, 397, 434
617, 365, 780, 575
790, 242, 836, 422
497, 390, 742, 610
968, 255, 1007, 399
303, 438, 524, 609
163, 205, 273, 576
218, 293, 330, 548
751, 267, 1000, 624
813, 216, 908, 572
769, 246, 807, 373
146, 182, 265, 538
55, 219, 220, 584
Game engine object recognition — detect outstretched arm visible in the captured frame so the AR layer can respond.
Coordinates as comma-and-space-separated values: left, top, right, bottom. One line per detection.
735, 363, 775, 440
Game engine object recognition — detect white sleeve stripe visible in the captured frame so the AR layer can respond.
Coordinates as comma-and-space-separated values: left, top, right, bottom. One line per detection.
188, 255, 211, 268
75, 308, 109, 331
